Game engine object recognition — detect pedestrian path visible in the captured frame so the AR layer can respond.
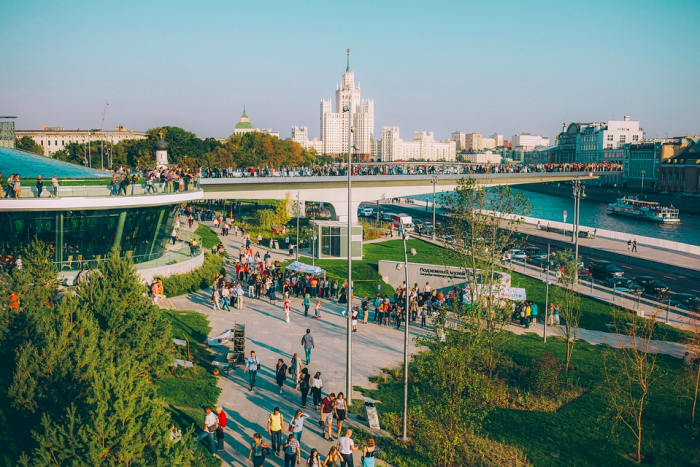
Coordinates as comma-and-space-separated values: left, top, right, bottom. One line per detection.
163, 220, 694, 466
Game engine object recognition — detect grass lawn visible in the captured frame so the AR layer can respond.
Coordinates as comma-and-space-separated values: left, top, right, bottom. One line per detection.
352, 333, 699, 467
195, 223, 221, 250
157, 309, 221, 466
289, 238, 694, 343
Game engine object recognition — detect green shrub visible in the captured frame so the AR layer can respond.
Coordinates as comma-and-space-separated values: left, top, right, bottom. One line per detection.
160, 253, 223, 297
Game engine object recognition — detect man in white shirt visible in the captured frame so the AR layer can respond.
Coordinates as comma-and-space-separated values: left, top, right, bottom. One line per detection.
193, 406, 217, 455
337, 429, 358, 467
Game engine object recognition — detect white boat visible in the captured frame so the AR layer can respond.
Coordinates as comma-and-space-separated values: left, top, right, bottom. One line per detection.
606, 196, 680, 224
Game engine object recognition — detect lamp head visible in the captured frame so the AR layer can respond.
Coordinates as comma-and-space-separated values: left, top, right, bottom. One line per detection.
410, 248, 417, 256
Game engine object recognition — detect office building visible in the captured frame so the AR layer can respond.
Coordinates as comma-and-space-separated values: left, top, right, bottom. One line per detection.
658, 139, 700, 194
511, 133, 550, 151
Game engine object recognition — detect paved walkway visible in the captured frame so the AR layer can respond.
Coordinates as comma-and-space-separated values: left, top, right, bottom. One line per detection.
162, 220, 694, 466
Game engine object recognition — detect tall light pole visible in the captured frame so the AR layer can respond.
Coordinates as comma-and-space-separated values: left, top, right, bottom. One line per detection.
343, 48, 354, 406
640, 170, 646, 196
430, 174, 438, 241
400, 222, 416, 441
572, 177, 585, 266
296, 191, 300, 261
543, 243, 550, 343
100, 101, 109, 170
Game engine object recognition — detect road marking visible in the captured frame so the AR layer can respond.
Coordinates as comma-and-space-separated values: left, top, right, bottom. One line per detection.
620, 265, 633, 269
693, 289, 700, 294
662, 275, 675, 280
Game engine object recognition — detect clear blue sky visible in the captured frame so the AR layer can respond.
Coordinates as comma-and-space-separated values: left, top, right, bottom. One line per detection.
1, 0, 698, 141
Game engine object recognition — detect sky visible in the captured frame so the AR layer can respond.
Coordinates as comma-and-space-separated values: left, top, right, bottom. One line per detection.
1, 0, 699, 142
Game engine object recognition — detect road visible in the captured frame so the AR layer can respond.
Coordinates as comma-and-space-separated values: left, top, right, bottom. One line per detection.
361, 202, 700, 298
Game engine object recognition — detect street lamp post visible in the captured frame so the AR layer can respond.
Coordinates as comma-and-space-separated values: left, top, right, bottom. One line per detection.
571, 177, 585, 266
400, 222, 416, 441
543, 243, 550, 343
641, 170, 646, 196
343, 48, 354, 406
296, 192, 300, 261
430, 174, 438, 241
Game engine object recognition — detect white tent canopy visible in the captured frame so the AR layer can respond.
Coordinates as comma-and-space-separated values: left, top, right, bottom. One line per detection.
285, 261, 325, 276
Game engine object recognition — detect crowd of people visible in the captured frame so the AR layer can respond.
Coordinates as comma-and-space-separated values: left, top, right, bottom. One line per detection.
200, 162, 623, 179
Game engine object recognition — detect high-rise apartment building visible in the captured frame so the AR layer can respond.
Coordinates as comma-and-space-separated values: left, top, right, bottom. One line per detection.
319, 53, 374, 158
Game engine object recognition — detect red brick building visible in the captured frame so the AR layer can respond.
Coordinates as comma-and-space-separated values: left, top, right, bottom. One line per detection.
658, 139, 700, 194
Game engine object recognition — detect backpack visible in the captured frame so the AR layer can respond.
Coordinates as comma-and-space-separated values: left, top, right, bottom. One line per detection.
301, 335, 306, 346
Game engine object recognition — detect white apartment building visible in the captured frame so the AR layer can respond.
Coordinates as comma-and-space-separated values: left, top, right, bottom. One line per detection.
291, 126, 323, 153
576, 116, 643, 163
375, 128, 456, 162
459, 152, 502, 164
490, 133, 504, 147
16, 125, 147, 157
511, 133, 550, 151
319, 56, 374, 157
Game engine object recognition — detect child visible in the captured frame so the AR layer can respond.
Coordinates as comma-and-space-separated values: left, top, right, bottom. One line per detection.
312, 300, 322, 319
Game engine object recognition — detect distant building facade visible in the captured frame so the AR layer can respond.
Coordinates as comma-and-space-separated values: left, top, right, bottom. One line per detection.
554, 116, 643, 164
233, 108, 279, 138
16, 125, 147, 157
459, 152, 501, 164
0, 116, 16, 149
511, 133, 550, 151
523, 146, 556, 164
374, 128, 456, 162
658, 139, 700, 194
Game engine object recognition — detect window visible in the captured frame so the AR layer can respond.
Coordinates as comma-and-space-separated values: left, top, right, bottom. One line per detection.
607, 135, 613, 141
47, 140, 50, 146
633, 135, 639, 142
619, 135, 626, 143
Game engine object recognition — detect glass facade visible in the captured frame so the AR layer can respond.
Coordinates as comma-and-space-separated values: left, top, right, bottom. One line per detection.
313, 222, 362, 259
0, 146, 110, 178
0, 205, 177, 268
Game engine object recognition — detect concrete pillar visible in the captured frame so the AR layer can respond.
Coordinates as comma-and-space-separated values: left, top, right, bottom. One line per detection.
329, 201, 361, 223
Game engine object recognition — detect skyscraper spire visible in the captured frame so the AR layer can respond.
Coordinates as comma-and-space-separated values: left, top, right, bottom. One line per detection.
346, 48, 351, 72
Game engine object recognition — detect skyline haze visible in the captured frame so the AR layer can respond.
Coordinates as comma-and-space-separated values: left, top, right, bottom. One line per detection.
1, 0, 699, 142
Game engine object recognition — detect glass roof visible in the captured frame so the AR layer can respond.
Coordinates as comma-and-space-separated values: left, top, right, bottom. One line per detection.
0, 147, 110, 178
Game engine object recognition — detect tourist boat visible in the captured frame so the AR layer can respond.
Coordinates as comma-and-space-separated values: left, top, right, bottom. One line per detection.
606, 196, 680, 223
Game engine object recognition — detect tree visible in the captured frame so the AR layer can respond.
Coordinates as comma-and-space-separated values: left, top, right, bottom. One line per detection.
443, 177, 531, 378
553, 253, 582, 375
681, 313, 700, 425
15, 136, 44, 156
275, 192, 292, 226
603, 308, 660, 464
255, 209, 276, 229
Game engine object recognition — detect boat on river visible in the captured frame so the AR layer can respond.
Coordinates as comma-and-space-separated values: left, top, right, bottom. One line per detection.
606, 196, 680, 224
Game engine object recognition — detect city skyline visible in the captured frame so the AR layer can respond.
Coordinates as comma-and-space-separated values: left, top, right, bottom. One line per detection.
1, 0, 699, 141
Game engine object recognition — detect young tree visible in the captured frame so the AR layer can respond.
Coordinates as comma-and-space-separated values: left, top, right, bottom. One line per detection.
681, 313, 700, 425
603, 308, 660, 464
275, 192, 292, 226
553, 254, 582, 375
443, 177, 531, 377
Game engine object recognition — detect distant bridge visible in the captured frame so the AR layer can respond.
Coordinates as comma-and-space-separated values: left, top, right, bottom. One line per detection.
201, 171, 603, 222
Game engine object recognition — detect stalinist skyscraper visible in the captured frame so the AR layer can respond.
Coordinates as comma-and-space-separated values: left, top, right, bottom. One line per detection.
320, 50, 374, 159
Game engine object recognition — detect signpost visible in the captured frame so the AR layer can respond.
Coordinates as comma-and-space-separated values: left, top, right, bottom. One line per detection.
563, 210, 568, 223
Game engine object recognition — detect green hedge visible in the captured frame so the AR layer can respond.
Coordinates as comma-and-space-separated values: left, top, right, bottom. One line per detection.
160, 253, 224, 297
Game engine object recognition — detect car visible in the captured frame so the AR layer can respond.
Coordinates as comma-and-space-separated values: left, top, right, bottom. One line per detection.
588, 259, 625, 279
578, 268, 593, 280
632, 276, 669, 297
662, 299, 690, 311
525, 246, 545, 258
603, 277, 643, 293
358, 206, 374, 217
504, 249, 527, 260
668, 293, 700, 312
381, 212, 396, 221
526, 256, 550, 267
551, 253, 584, 269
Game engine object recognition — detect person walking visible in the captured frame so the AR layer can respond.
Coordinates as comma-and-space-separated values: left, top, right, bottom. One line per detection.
320, 393, 335, 440
311, 372, 323, 409
351, 306, 358, 332
51, 174, 59, 197
632, 238, 638, 252
193, 406, 218, 456
275, 358, 288, 394
361, 439, 377, 467
248, 433, 269, 467
362, 296, 370, 324
215, 407, 227, 451
283, 433, 301, 467
267, 407, 285, 456
333, 392, 347, 439
284, 297, 292, 323
290, 353, 303, 390
35, 175, 43, 198
323, 446, 342, 467
301, 329, 315, 364
307, 448, 321, 467
313, 300, 322, 319
299, 368, 311, 407
303, 293, 311, 317
337, 429, 358, 467
244, 351, 260, 391
290, 409, 310, 443
627, 239, 632, 252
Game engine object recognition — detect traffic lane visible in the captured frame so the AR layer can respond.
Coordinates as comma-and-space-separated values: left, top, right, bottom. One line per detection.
371, 202, 699, 296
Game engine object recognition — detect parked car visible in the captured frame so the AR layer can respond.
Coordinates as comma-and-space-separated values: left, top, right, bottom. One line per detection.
632, 276, 669, 297
603, 277, 643, 293
504, 249, 527, 260
525, 246, 545, 258
588, 259, 625, 279
662, 299, 690, 311
526, 256, 550, 267
668, 293, 700, 312
578, 268, 593, 280
359, 206, 374, 217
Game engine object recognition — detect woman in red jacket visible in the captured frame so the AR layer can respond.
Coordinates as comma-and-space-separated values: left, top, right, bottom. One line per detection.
215, 407, 227, 450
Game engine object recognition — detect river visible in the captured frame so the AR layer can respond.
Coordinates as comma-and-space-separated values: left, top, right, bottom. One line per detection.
416, 188, 700, 247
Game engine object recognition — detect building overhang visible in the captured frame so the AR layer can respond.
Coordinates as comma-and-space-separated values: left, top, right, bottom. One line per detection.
0, 190, 203, 212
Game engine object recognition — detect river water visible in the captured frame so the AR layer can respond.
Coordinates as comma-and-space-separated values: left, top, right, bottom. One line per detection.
417, 189, 700, 247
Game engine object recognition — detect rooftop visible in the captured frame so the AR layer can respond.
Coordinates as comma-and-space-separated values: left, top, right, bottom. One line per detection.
0, 146, 111, 178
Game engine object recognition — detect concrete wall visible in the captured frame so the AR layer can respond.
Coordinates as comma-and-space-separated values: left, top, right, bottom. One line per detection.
378, 260, 510, 290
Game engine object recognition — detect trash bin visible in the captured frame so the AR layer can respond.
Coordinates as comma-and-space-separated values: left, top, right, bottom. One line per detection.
273, 240, 279, 250
363, 397, 381, 430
